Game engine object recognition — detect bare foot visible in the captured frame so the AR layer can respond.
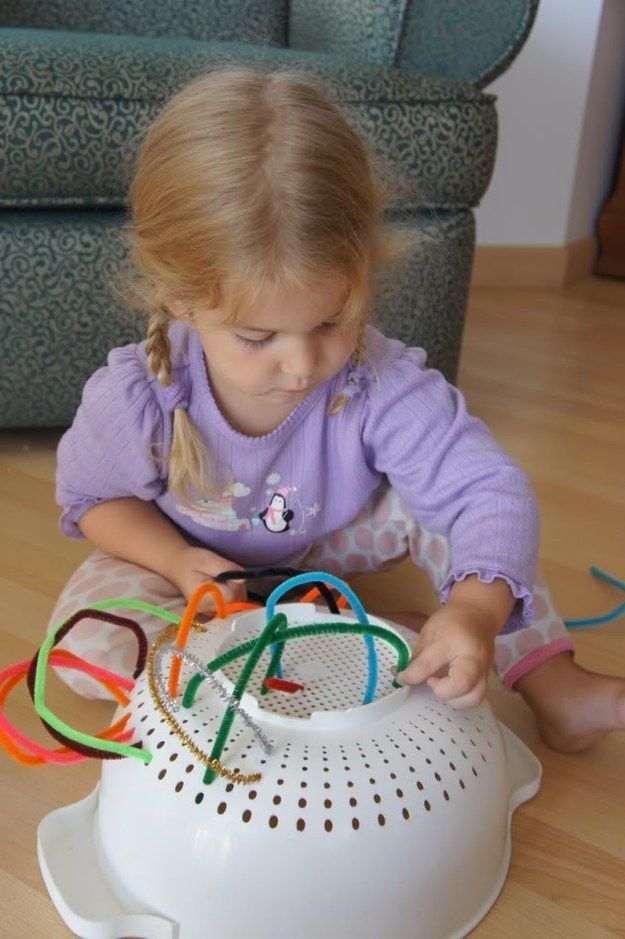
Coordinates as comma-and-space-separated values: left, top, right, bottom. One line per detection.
515, 652, 625, 753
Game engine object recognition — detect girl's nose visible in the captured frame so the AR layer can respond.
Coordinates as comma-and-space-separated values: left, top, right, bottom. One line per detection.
282, 339, 317, 382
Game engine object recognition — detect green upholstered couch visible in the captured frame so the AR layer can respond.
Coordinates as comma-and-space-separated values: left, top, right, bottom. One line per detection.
0, 1, 538, 427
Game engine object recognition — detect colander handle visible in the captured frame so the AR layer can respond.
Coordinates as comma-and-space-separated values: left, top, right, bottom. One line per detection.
264, 571, 378, 705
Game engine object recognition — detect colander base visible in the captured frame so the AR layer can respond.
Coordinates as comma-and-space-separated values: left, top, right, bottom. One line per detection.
37, 721, 540, 939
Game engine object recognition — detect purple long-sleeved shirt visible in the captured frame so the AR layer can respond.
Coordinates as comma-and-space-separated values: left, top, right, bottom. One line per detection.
55, 321, 539, 632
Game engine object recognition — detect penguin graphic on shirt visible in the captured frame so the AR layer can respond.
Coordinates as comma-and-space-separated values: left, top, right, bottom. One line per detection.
259, 486, 295, 533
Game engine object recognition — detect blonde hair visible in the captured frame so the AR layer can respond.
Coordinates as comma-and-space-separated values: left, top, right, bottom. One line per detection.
111, 66, 416, 506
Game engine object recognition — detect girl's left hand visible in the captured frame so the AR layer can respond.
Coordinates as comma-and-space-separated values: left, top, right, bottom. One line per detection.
394, 604, 496, 709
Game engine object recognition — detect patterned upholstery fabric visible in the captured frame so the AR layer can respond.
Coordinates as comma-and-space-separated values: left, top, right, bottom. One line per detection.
0, 28, 497, 211
0, 209, 474, 427
0, 0, 289, 46
289, 0, 539, 88
0, 1, 538, 427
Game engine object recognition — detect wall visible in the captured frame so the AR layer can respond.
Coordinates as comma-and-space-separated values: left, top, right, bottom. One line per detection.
475, 0, 625, 247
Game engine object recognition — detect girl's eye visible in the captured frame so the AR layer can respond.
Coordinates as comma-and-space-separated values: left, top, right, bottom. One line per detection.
234, 333, 274, 350
234, 321, 338, 350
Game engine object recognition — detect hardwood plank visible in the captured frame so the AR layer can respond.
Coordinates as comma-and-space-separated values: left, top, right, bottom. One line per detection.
1, 277, 624, 935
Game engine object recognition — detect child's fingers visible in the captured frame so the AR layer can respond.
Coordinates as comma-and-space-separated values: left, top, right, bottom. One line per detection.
193, 593, 219, 615
439, 676, 489, 710
426, 657, 481, 702
395, 641, 451, 685
189, 583, 230, 614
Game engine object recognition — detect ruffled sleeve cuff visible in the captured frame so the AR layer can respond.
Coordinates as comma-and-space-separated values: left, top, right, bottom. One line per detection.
439, 568, 535, 635
58, 497, 104, 539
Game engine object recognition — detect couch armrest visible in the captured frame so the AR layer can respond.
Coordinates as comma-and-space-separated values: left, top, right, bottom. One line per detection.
288, 0, 539, 88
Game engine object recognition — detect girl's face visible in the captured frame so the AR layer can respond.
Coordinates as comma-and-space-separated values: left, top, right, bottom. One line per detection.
185, 278, 359, 407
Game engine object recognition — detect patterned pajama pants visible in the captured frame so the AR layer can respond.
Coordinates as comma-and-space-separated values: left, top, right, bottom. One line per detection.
45, 483, 574, 700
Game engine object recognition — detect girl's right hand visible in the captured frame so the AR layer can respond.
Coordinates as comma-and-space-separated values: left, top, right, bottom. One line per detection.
168, 546, 249, 615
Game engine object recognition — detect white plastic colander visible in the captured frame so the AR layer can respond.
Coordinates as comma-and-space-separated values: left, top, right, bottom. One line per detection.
37, 574, 541, 939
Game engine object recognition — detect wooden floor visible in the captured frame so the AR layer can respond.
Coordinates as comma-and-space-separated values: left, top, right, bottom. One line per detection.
1, 276, 624, 936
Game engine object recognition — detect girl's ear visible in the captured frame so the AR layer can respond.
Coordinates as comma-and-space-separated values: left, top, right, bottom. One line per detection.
149, 276, 191, 319
160, 292, 188, 320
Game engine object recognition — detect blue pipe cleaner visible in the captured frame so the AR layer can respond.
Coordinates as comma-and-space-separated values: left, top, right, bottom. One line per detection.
564, 566, 625, 629
265, 571, 379, 705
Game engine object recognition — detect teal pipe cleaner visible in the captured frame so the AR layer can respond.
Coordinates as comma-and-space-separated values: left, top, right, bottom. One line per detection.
564, 566, 625, 628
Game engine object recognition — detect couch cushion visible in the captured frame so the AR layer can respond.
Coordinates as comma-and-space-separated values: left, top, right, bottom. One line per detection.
0, 208, 474, 426
0, 0, 288, 47
0, 28, 497, 212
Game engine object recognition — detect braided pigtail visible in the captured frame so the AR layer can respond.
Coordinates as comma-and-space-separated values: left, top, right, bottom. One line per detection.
146, 307, 232, 506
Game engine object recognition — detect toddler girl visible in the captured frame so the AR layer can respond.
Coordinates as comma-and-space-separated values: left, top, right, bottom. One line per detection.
51, 67, 624, 754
